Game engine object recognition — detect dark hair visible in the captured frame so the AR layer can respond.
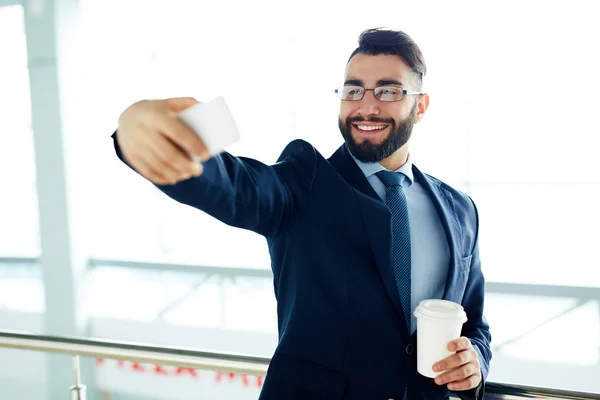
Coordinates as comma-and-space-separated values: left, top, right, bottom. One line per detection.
348, 28, 427, 88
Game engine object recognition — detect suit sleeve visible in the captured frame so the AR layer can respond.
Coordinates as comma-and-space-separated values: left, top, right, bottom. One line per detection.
457, 199, 492, 400
112, 132, 317, 238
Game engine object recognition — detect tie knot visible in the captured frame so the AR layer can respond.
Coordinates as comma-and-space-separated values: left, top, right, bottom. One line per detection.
376, 170, 406, 188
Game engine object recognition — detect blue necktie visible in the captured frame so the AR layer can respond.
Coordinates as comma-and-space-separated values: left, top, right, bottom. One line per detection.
376, 170, 412, 332
377, 170, 412, 400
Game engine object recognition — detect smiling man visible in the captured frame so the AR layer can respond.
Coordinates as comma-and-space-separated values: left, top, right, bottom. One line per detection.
112, 28, 492, 399
338, 58, 422, 169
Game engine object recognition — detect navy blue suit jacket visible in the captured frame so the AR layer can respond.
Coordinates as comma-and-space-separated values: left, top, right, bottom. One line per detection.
114, 136, 492, 400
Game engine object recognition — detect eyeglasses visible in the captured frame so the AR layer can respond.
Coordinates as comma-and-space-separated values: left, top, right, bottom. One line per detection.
335, 85, 424, 102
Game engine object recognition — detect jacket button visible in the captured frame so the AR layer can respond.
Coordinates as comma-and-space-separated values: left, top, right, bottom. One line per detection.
406, 344, 414, 355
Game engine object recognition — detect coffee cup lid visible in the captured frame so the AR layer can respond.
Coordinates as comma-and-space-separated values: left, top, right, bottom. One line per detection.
414, 299, 467, 322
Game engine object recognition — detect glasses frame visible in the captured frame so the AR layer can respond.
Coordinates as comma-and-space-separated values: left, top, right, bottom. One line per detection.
335, 85, 424, 102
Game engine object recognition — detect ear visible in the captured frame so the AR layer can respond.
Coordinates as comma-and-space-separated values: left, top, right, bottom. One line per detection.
414, 93, 430, 124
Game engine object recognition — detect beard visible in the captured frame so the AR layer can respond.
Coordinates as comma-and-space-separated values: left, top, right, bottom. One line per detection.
339, 102, 417, 163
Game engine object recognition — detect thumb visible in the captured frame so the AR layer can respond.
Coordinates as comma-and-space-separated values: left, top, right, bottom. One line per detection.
164, 97, 199, 113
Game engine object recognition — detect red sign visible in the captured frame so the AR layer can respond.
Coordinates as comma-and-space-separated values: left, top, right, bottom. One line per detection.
95, 358, 264, 388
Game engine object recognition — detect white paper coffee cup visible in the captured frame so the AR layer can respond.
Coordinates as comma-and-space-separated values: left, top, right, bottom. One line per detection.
177, 96, 240, 157
414, 299, 468, 378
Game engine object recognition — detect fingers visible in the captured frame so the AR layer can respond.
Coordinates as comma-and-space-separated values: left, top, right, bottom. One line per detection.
134, 145, 203, 186
145, 133, 203, 178
117, 97, 210, 185
438, 370, 481, 391
433, 346, 476, 372
144, 107, 209, 160
432, 340, 481, 392
120, 124, 203, 185
164, 97, 199, 113
448, 337, 472, 352
434, 362, 480, 387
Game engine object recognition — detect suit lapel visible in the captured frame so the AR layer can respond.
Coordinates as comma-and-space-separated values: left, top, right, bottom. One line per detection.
411, 166, 463, 303
328, 144, 379, 201
328, 145, 410, 336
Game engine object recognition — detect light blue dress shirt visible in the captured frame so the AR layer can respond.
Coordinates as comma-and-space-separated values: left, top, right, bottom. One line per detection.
352, 154, 450, 334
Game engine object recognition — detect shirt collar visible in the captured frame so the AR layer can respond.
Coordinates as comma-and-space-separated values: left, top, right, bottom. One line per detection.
350, 152, 414, 187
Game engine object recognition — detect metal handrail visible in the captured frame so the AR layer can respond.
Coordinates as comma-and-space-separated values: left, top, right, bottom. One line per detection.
0, 330, 270, 375
0, 330, 598, 400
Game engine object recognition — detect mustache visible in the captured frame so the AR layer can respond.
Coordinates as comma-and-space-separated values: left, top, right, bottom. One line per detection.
346, 116, 395, 125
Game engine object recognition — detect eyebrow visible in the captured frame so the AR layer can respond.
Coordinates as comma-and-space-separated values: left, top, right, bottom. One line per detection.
344, 78, 404, 87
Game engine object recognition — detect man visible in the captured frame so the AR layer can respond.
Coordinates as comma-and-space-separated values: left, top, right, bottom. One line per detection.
113, 28, 491, 399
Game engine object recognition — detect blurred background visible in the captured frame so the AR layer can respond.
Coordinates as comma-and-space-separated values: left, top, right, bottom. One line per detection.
0, 0, 598, 399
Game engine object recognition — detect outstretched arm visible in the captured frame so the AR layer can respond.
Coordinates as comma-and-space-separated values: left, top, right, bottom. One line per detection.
113, 133, 317, 237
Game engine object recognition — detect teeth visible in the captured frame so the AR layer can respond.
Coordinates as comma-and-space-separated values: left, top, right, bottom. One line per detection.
357, 125, 386, 131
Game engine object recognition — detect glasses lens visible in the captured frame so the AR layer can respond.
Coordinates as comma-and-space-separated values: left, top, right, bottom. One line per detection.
374, 86, 403, 102
338, 85, 364, 100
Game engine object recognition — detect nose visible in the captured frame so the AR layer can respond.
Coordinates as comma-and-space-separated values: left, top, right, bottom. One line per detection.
356, 90, 380, 118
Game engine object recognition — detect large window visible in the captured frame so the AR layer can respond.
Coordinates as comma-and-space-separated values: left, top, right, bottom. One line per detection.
464, 3, 600, 286
0, 5, 39, 258
80, 0, 599, 286
80, 0, 473, 266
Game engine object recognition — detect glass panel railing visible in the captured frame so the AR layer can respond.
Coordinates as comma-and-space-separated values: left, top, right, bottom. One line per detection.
1, 329, 598, 400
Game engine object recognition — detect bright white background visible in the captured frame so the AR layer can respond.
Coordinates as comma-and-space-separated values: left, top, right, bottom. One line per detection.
2, 1, 599, 285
